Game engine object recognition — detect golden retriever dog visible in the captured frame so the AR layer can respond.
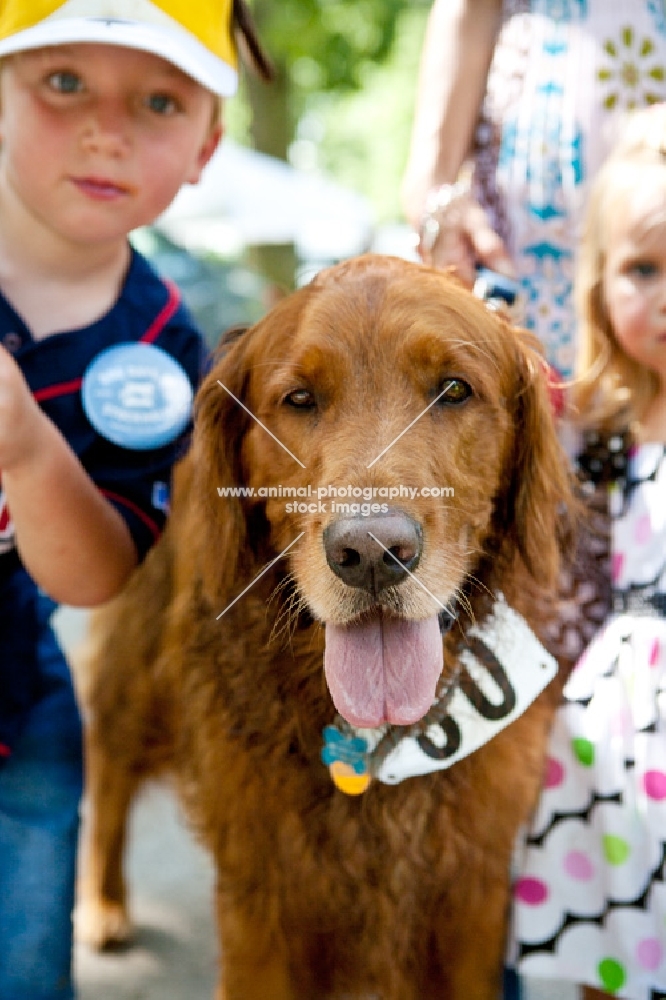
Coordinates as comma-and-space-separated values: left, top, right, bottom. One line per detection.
75, 254, 574, 999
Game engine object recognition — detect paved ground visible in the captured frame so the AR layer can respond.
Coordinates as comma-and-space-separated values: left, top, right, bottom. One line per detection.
75, 784, 219, 1000
53, 608, 218, 1000
54, 607, 577, 1000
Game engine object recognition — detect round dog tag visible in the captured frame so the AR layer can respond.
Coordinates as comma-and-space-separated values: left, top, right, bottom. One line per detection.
82, 343, 193, 450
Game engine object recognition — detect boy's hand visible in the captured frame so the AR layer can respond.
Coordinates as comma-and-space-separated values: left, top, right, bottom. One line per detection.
0, 345, 47, 472
0, 344, 138, 605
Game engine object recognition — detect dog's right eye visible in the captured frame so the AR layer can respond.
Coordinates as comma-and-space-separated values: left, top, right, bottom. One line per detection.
283, 388, 316, 409
437, 379, 472, 405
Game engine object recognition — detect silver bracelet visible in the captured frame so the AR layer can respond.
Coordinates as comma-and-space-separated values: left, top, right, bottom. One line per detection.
418, 178, 471, 255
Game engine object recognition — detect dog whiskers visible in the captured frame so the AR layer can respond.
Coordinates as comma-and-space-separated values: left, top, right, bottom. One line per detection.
450, 586, 475, 627
267, 576, 304, 644
464, 573, 494, 602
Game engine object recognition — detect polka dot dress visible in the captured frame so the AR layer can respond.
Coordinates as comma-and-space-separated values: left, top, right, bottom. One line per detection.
511, 444, 666, 998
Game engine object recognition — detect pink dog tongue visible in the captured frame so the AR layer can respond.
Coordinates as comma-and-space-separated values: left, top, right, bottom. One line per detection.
324, 614, 443, 728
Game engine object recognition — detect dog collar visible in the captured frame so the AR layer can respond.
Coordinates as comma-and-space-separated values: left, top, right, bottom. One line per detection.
321, 596, 557, 795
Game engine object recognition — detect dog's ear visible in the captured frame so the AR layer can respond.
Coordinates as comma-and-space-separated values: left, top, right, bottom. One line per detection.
494, 327, 574, 589
187, 288, 313, 604
187, 323, 259, 604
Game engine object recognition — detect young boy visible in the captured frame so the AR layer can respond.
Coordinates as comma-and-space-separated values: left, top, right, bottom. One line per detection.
0, 2, 269, 997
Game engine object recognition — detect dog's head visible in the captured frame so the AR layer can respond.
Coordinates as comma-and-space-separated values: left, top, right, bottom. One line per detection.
190, 255, 572, 728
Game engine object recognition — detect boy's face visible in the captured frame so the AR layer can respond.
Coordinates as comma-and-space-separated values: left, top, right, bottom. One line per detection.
0, 43, 222, 246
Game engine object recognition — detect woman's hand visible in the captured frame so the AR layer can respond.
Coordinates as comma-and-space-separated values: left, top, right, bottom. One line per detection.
419, 188, 515, 288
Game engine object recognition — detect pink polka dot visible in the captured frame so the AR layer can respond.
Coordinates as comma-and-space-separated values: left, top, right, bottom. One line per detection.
564, 850, 594, 880
544, 756, 564, 789
634, 514, 651, 544
649, 639, 661, 667
611, 552, 624, 583
636, 937, 663, 971
514, 877, 549, 906
644, 770, 666, 801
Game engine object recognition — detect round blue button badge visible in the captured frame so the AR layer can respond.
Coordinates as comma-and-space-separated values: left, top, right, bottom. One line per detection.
82, 343, 193, 450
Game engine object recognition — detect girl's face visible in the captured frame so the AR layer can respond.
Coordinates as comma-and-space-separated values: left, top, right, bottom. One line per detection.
602, 174, 666, 384
0, 44, 222, 249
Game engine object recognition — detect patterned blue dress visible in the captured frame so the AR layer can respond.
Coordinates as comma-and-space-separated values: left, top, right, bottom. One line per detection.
473, 0, 666, 377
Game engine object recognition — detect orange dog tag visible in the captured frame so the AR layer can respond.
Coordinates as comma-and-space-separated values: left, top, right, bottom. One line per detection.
329, 760, 372, 796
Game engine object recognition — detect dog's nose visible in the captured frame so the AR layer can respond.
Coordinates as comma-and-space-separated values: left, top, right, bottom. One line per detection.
323, 512, 422, 593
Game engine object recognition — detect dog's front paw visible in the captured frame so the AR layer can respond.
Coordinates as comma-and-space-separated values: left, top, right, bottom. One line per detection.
74, 897, 133, 950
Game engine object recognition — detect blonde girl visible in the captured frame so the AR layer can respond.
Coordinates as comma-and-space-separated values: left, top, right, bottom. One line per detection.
510, 105, 666, 1000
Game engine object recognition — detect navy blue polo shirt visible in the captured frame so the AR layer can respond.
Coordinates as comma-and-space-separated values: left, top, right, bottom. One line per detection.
0, 247, 207, 755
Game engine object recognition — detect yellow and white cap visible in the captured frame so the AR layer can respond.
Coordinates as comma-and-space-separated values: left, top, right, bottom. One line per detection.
0, 0, 238, 96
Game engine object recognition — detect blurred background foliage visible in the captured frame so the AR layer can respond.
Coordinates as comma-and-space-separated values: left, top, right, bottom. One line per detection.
151, 0, 431, 319
226, 0, 430, 226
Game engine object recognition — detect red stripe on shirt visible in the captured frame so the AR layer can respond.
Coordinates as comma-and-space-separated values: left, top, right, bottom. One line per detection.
140, 281, 181, 344
100, 489, 161, 542
34, 377, 83, 402
31, 281, 180, 401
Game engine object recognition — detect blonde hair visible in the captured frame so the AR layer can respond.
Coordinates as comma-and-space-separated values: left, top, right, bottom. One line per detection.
573, 104, 666, 433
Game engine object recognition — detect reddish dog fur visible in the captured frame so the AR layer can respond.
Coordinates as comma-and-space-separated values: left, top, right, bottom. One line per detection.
75, 255, 574, 999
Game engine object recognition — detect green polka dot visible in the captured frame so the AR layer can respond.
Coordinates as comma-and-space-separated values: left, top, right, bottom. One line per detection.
598, 957, 626, 993
572, 737, 595, 767
603, 834, 630, 866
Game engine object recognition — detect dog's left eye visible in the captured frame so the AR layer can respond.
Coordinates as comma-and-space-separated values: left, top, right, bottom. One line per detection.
283, 388, 316, 409
438, 379, 472, 405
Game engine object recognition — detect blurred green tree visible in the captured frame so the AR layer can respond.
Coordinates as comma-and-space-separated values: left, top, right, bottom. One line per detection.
313, 5, 429, 223
242, 0, 410, 158
230, 0, 427, 288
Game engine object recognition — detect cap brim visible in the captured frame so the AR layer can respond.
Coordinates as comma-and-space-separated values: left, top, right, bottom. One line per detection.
0, 18, 237, 96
